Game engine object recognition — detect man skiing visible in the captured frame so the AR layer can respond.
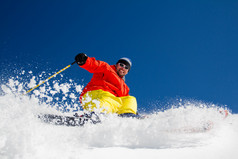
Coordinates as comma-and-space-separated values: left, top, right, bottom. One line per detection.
75, 53, 140, 118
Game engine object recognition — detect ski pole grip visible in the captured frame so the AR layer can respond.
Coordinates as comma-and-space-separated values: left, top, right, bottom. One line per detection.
71, 61, 76, 65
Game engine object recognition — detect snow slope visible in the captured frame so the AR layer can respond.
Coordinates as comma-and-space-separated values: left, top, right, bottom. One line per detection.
0, 74, 237, 159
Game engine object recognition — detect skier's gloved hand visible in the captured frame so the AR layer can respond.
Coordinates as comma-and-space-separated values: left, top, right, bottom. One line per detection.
75, 53, 88, 66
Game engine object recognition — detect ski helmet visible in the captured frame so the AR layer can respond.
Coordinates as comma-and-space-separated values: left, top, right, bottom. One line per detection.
117, 57, 132, 71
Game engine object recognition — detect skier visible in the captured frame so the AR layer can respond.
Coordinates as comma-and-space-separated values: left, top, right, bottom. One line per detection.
75, 53, 140, 118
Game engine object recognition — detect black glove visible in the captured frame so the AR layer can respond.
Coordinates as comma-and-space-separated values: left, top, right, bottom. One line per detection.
75, 53, 88, 66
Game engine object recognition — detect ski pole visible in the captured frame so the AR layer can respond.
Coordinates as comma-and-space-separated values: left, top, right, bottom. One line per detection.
23, 61, 76, 95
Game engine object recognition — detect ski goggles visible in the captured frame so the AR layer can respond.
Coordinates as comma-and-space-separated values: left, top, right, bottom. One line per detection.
118, 63, 129, 70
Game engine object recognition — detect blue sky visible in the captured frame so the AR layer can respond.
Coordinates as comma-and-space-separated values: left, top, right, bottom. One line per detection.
1, 0, 238, 113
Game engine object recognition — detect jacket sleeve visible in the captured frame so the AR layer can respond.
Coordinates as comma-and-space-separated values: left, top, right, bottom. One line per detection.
79, 57, 111, 73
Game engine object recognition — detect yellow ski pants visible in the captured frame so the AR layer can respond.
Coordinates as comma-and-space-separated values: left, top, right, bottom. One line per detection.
81, 90, 137, 114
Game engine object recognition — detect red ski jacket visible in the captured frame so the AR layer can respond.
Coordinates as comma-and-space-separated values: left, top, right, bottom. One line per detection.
79, 57, 130, 100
